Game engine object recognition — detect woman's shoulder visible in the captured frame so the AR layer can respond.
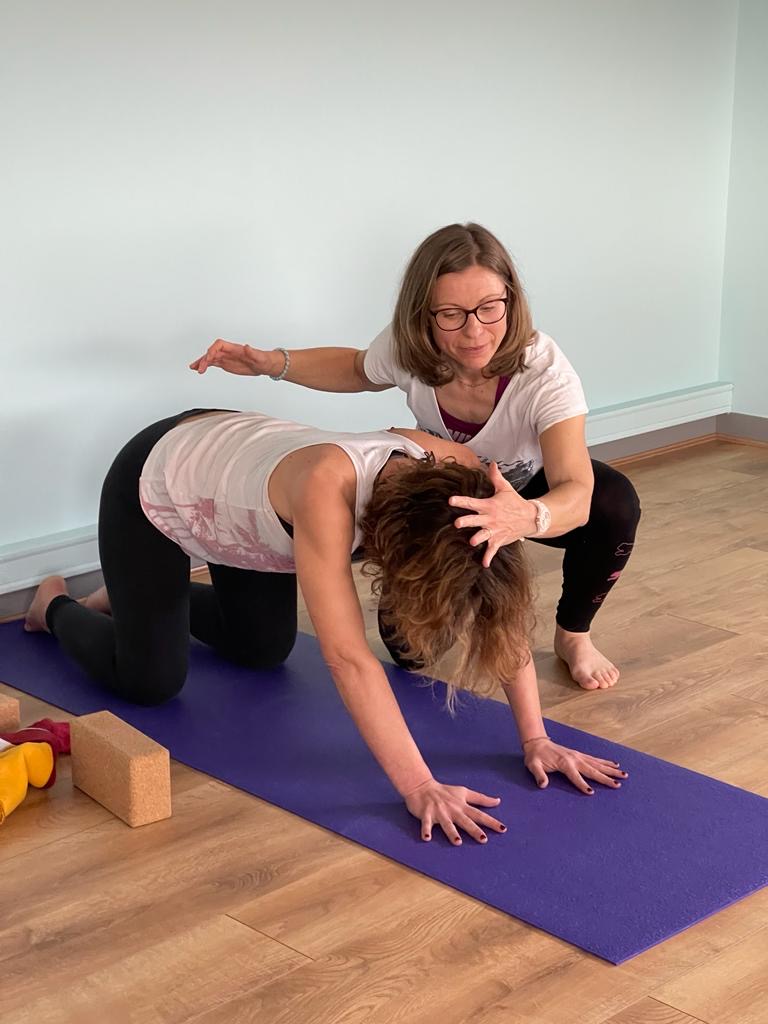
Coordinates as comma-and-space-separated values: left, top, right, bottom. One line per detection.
364, 324, 424, 391
275, 443, 358, 520
521, 330, 581, 381
525, 329, 567, 361
387, 428, 481, 467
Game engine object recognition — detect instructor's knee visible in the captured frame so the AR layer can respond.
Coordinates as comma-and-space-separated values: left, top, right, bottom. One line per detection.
593, 471, 641, 531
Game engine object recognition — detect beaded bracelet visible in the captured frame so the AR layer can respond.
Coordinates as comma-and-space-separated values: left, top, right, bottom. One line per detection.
521, 735, 550, 747
269, 347, 291, 382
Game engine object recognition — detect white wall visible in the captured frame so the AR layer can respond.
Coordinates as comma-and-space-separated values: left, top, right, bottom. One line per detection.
720, 0, 768, 416
1, 0, 738, 550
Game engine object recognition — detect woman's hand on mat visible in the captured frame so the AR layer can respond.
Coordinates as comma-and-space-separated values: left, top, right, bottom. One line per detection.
404, 778, 507, 845
523, 738, 628, 794
449, 463, 536, 568
189, 339, 279, 377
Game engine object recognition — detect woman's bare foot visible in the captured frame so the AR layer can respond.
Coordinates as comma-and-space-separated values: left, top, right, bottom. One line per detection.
554, 625, 620, 691
78, 585, 111, 615
24, 576, 69, 633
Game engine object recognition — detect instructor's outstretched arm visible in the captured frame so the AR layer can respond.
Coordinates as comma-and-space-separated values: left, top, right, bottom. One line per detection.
190, 340, 391, 394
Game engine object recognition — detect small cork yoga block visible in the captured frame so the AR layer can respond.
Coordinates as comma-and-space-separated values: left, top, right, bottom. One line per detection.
71, 711, 172, 827
0, 693, 21, 732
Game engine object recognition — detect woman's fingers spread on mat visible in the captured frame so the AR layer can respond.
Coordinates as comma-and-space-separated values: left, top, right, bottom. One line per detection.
578, 755, 628, 782
524, 741, 627, 795
563, 765, 594, 794
438, 817, 463, 846
581, 764, 623, 788
466, 807, 507, 834
588, 762, 627, 779
528, 756, 591, 794
532, 751, 593, 794
583, 756, 621, 768
405, 782, 504, 846
456, 814, 488, 843
441, 813, 487, 845
463, 788, 502, 807
528, 762, 550, 789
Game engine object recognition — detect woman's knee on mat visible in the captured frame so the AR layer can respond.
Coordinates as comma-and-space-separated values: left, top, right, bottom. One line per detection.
115, 663, 188, 706
223, 632, 297, 671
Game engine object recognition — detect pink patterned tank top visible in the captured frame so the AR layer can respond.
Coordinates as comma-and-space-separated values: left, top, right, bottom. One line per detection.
139, 411, 424, 572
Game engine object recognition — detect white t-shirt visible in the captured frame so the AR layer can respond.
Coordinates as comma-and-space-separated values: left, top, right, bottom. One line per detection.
364, 326, 588, 492
139, 411, 425, 572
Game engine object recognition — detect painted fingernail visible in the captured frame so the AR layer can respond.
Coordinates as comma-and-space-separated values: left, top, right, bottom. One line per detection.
479, 834, 487, 842
621, 772, 628, 777
499, 825, 507, 832
454, 837, 462, 845
587, 787, 594, 794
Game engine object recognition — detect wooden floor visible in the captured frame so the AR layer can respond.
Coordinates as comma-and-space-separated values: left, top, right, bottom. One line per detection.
1, 439, 767, 1024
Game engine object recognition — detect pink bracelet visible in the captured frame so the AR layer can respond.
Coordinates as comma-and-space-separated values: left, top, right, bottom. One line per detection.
522, 735, 550, 747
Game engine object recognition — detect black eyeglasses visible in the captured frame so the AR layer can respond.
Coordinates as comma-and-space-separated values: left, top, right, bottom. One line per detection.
429, 298, 508, 332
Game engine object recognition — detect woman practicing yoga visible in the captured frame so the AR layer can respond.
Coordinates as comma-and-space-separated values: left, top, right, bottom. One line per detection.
191, 223, 642, 691
26, 409, 626, 846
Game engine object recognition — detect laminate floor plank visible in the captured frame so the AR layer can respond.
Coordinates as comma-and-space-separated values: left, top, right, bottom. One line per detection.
622, 691, 768, 794
11, 915, 309, 1024
652, 926, 768, 1024
598, 997, 707, 1024
536, 633, 766, 742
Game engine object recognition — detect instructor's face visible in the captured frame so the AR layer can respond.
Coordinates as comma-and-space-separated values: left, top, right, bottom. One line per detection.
429, 266, 508, 374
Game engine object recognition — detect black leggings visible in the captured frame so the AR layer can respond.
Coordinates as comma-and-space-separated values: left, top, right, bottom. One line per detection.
519, 459, 641, 632
380, 459, 641, 667
46, 411, 297, 706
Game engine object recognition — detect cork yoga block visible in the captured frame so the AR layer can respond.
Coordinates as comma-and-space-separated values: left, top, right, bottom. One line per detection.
71, 711, 172, 827
0, 693, 21, 732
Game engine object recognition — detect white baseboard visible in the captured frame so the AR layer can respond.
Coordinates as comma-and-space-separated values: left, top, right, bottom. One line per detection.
0, 381, 734, 598
0, 526, 99, 597
585, 382, 733, 446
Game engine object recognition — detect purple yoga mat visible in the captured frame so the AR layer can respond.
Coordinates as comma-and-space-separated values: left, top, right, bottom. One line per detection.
1, 619, 767, 964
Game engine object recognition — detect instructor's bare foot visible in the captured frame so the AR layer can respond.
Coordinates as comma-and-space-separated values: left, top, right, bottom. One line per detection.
24, 576, 69, 633
554, 626, 620, 691
79, 585, 111, 615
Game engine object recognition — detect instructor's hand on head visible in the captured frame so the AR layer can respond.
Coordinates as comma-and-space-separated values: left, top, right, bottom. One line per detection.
189, 339, 281, 377
450, 462, 531, 568
404, 778, 507, 846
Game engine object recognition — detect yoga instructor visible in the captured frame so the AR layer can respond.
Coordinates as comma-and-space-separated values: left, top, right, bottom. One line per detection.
191, 223, 641, 690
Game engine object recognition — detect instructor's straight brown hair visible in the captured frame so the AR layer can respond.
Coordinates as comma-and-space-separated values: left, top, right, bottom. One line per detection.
391, 223, 535, 387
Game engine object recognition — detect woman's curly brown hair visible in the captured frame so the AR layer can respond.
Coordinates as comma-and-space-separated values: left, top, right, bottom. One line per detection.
361, 455, 535, 709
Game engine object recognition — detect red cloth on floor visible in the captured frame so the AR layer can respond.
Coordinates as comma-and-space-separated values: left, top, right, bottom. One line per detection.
0, 719, 70, 788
